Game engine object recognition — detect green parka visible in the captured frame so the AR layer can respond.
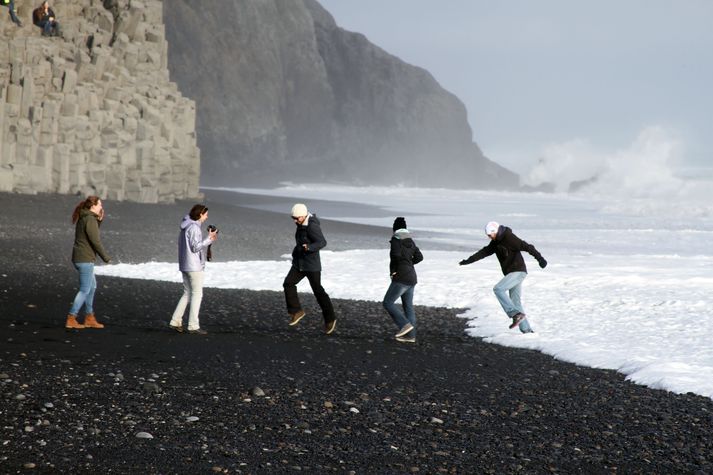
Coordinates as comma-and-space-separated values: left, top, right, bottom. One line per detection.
72, 208, 111, 263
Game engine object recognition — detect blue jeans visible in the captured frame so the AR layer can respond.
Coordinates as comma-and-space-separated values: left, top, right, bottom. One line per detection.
3, 0, 20, 23
38, 19, 54, 35
493, 271, 533, 333
69, 262, 96, 316
383, 281, 416, 338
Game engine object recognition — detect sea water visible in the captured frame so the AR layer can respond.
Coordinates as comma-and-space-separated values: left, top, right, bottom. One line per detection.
98, 178, 713, 400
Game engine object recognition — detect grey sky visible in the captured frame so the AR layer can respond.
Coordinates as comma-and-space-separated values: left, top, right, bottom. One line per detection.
318, 0, 712, 173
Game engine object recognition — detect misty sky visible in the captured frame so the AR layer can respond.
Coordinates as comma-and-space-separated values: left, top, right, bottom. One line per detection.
319, 0, 712, 174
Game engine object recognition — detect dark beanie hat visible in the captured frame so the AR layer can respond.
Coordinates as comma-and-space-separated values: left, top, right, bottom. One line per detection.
392, 217, 407, 231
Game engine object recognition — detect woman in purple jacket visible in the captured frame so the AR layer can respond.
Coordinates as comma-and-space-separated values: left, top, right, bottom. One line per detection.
168, 204, 217, 334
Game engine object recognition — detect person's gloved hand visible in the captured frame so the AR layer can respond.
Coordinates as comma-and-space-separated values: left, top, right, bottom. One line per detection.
538, 257, 547, 269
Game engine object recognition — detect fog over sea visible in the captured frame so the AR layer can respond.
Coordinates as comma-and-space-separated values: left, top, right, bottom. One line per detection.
98, 128, 713, 399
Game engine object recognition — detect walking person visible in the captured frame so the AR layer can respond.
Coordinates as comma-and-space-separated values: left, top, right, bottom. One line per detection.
65, 196, 111, 329
283, 203, 337, 334
2, 0, 23, 26
168, 204, 217, 335
383, 217, 423, 343
459, 221, 547, 333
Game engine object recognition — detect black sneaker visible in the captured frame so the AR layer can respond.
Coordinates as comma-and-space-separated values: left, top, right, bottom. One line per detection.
188, 328, 207, 335
325, 319, 337, 335
169, 324, 184, 333
509, 313, 526, 329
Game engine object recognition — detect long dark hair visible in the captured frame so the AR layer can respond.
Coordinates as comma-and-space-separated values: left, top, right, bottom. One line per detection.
72, 196, 101, 224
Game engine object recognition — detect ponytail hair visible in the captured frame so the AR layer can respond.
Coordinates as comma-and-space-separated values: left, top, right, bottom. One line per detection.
72, 195, 101, 224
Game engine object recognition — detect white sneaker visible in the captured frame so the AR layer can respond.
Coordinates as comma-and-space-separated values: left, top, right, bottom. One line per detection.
396, 335, 416, 343
395, 323, 414, 338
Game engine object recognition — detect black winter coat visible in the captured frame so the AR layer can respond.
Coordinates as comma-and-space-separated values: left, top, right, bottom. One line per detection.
291, 215, 327, 272
389, 233, 423, 285
462, 225, 545, 275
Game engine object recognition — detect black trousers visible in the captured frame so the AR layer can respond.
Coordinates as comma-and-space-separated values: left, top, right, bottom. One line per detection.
283, 266, 335, 323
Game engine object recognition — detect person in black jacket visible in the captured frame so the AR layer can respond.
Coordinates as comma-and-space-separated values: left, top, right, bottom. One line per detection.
283, 203, 337, 334
33, 1, 59, 36
459, 221, 547, 333
383, 217, 423, 343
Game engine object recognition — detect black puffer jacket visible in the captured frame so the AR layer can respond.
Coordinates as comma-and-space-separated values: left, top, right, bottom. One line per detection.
461, 225, 545, 275
389, 230, 423, 285
291, 215, 327, 272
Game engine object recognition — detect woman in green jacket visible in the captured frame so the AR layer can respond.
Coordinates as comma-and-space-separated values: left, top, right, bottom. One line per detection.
65, 196, 111, 329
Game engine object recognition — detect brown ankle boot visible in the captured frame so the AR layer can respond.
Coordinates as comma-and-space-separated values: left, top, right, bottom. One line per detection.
83, 313, 104, 329
65, 314, 85, 329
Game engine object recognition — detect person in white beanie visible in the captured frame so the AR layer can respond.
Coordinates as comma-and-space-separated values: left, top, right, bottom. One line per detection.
283, 203, 337, 334
458, 221, 547, 333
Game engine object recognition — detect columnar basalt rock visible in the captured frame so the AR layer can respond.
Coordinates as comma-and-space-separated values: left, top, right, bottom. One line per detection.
0, 0, 201, 203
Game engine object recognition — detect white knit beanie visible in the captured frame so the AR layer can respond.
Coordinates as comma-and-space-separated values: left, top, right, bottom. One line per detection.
291, 203, 308, 217
485, 221, 500, 235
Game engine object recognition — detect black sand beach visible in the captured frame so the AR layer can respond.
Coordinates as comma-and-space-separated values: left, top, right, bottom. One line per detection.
1, 191, 712, 474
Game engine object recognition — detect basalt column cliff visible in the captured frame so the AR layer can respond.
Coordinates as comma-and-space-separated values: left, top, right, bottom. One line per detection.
0, 0, 201, 203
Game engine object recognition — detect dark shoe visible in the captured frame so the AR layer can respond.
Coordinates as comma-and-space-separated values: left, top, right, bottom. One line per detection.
15, 20, 22, 27
325, 319, 337, 335
288, 309, 306, 326
395, 323, 414, 338
188, 328, 207, 335
509, 313, 526, 329
396, 335, 416, 343
169, 324, 184, 333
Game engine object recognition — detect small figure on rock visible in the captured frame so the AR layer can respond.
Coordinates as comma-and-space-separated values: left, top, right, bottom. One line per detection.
33, 1, 60, 36
66, 196, 111, 330
459, 221, 547, 333
1, 0, 23, 27
383, 217, 423, 343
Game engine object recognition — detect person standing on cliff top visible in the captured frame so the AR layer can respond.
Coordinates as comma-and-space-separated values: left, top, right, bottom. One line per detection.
283, 203, 337, 335
459, 221, 547, 333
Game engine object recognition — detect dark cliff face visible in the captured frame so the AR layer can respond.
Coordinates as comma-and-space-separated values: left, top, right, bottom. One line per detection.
164, 0, 518, 189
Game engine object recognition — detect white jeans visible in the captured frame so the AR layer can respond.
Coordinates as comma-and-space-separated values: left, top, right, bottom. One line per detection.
169, 271, 204, 331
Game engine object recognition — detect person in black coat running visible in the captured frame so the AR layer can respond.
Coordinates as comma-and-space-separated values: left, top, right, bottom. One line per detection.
459, 221, 547, 333
283, 203, 337, 334
383, 217, 423, 343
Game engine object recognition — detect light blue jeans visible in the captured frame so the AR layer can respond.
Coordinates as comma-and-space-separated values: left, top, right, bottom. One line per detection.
383, 281, 416, 338
69, 262, 96, 316
493, 271, 533, 333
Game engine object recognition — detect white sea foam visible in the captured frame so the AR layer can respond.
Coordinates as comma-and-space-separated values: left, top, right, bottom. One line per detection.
97, 182, 713, 399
